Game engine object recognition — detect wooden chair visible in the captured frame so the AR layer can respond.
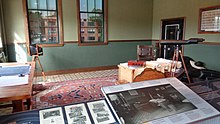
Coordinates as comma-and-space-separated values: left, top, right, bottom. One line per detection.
137, 45, 154, 61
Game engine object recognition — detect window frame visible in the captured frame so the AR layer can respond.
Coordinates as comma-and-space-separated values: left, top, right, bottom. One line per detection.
76, 0, 108, 46
23, 0, 64, 49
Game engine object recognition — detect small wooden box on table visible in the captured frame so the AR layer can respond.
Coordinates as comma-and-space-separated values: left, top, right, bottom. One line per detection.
0, 62, 35, 112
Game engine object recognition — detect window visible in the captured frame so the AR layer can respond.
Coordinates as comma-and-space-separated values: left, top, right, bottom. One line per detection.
77, 0, 108, 45
23, 0, 64, 47
88, 37, 95, 41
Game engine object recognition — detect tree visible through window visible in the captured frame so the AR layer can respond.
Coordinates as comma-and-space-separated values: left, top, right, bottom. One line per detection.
77, 0, 107, 45
23, 0, 63, 46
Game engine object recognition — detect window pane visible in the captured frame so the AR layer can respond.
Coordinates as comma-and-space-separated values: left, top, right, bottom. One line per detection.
88, 14, 96, 23
45, 28, 58, 43
80, 28, 86, 41
47, 11, 57, 27
47, 0, 56, 10
28, 0, 37, 9
87, 28, 96, 33
80, 0, 87, 12
80, 13, 88, 23
30, 27, 45, 44
38, 0, 47, 9
28, 11, 43, 27
97, 28, 104, 41
95, 0, 102, 12
88, 0, 95, 12
96, 14, 103, 27
88, 22, 95, 27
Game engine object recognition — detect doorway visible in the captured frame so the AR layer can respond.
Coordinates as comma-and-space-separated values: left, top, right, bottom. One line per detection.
160, 17, 185, 59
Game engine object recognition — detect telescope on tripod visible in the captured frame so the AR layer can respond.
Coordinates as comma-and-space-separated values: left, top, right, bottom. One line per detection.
160, 38, 205, 83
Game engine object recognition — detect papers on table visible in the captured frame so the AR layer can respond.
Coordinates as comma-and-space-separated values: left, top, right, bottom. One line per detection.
0, 65, 31, 76
0, 64, 31, 87
0, 75, 28, 87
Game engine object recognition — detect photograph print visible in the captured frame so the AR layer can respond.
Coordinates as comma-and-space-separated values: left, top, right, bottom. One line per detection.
65, 103, 92, 124
39, 107, 65, 124
106, 84, 197, 124
87, 100, 116, 124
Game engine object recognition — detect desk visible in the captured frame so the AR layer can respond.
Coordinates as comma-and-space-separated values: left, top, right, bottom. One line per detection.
0, 62, 35, 112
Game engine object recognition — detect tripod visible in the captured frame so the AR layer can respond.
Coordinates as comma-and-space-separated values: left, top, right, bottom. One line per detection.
29, 44, 46, 81
170, 45, 191, 83
32, 55, 46, 81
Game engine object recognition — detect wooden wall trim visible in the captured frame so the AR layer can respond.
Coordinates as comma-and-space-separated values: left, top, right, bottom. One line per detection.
199, 42, 220, 45
35, 65, 118, 76
108, 39, 158, 42
10, 40, 220, 46
152, 40, 220, 45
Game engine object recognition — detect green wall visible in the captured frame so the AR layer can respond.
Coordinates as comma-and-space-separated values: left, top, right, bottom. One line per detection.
7, 42, 151, 71
5, 0, 220, 72
3, 0, 154, 71
152, 0, 220, 71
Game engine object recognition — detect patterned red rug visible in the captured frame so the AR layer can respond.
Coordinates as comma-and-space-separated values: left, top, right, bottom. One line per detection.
32, 75, 118, 109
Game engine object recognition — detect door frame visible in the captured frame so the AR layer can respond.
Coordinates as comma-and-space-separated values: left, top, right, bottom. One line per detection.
159, 17, 186, 59
160, 17, 186, 40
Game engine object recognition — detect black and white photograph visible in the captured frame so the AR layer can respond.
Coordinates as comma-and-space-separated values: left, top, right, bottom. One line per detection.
65, 103, 91, 124
87, 100, 116, 124
39, 107, 65, 124
107, 84, 197, 124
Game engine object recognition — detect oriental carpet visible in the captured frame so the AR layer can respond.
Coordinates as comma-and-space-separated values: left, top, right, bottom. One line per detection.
32, 75, 118, 109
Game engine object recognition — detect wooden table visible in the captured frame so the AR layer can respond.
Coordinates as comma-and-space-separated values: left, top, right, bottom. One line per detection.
0, 62, 35, 112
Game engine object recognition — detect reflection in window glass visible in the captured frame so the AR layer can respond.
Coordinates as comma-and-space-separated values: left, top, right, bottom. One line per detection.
88, 37, 95, 40
80, 13, 88, 21
87, 28, 95, 33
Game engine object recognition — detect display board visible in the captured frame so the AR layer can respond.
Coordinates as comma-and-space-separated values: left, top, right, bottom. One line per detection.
102, 77, 220, 124
199, 5, 220, 33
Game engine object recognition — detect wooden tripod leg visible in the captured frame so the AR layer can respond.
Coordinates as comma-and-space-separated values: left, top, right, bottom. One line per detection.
179, 51, 191, 83
33, 55, 46, 80
171, 50, 177, 77
36, 57, 46, 80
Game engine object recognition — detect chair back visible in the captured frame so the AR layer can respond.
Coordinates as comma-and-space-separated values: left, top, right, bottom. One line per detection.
137, 45, 154, 61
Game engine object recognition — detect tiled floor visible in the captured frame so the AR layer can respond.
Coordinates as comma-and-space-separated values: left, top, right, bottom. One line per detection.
0, 69, 118, 116
34, 69, 118, 83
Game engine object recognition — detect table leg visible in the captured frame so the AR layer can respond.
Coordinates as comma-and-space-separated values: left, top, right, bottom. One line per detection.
26, 98, 32, 110
12, 100, 24, 113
